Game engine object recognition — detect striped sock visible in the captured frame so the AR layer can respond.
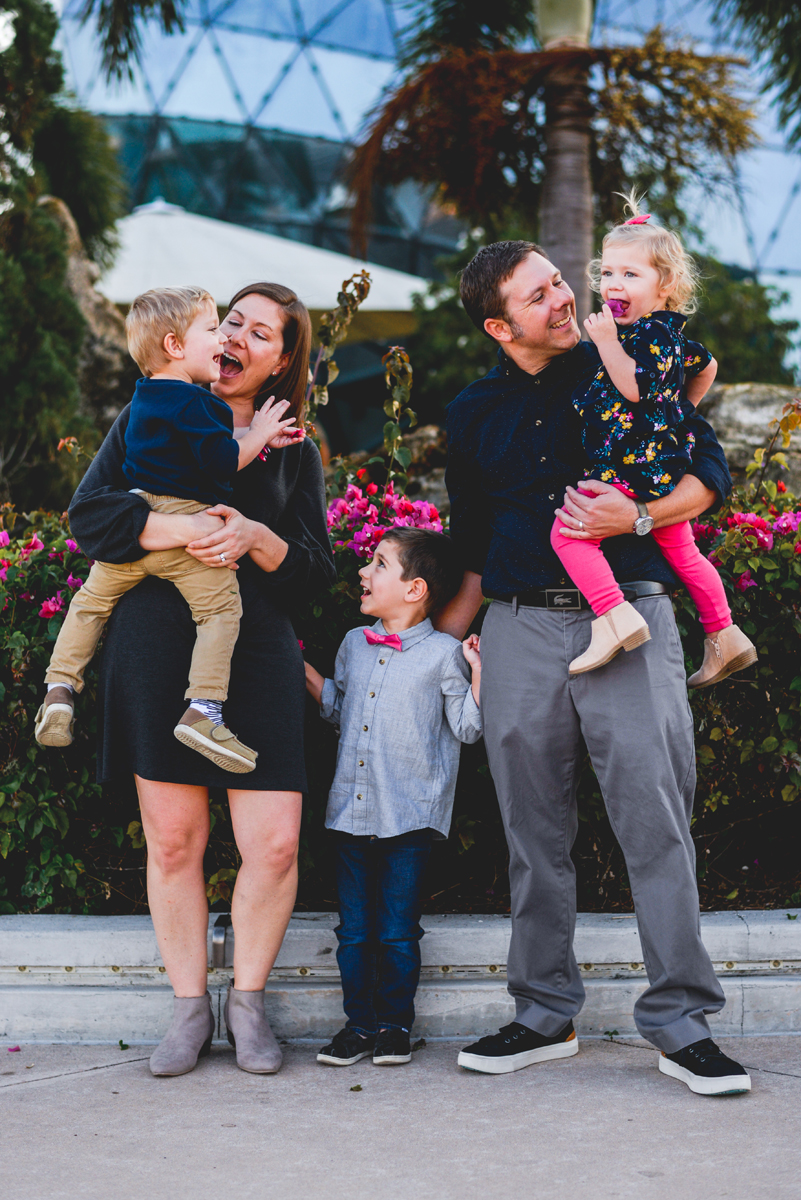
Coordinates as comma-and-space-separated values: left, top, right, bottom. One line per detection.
189, 698, 223, 725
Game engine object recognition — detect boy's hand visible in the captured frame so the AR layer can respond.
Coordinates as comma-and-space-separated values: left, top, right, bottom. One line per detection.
583, 304, 620, 348
462, 634, 481, 669
304, 660, 324, 706
250, 396, 306, 450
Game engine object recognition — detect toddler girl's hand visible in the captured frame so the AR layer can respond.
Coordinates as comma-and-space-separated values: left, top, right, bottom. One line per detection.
583, 304, 620, 347
251, 397, 306, 449
462, 634, 481, 669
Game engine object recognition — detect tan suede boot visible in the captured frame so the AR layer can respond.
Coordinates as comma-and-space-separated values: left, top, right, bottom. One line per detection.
568, 601, 651, 676
149, 992, 215, 1077
224, 985, 282, 1074
34, 686, 75, 747
688, 624, 757, 688
174, 707, 257, 773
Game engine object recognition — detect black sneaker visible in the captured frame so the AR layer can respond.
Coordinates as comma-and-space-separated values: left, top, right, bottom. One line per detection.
373, 1028, 411, 1065
659, 1038, 751, 1095
317, 1028, 375, 1067
458, 1020, 578, 1075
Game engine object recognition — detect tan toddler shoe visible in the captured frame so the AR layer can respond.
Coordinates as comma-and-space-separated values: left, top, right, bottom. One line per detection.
688, 624, 757, 688
34, 686, 75, 747
174, 706, 257, 773
569, 601, 651, 676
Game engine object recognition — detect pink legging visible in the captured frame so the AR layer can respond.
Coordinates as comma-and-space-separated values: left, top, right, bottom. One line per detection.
550, 486, 731, 634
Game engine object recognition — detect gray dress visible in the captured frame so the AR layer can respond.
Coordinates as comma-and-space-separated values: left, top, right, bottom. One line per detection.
68, 405, 336, 791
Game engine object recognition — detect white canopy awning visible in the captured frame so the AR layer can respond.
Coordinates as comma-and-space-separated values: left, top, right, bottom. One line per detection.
99, 200, 427, 313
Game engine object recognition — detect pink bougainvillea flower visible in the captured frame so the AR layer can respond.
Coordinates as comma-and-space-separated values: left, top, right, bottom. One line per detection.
0, 559, 9, 582
66, 574, 83, 590
19, 591, 35, 603
39, 591, 65, 618
297, 639, 305, 650
48, 551, 64, 562
0, 531, 9, 548
735, 570, 757, 593
773, 511, 801, 536
7, 1046, 20, 1053
65, 538, 79, 553
777, 480, 787, 493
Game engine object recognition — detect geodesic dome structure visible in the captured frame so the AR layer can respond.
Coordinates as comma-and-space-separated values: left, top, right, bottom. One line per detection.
58, 0, 458, 276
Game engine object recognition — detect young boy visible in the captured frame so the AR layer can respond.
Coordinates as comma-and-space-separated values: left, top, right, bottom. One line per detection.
304, 527, 482, 1066
35, 285, 302, 772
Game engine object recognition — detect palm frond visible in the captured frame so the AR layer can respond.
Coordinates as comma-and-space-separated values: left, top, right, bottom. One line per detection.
79, 0, 185, 80
712, 0, 801, 144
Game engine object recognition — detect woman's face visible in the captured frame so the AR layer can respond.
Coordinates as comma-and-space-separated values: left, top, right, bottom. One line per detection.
213, 293, 291, 404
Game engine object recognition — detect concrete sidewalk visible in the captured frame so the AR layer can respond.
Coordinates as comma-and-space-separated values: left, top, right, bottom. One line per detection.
2, 1036, 799, 1199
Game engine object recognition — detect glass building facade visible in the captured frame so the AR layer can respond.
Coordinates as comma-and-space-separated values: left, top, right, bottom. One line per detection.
58, 0, 460, 276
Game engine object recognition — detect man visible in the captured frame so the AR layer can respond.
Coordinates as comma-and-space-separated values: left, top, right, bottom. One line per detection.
439, 241, 750, 1097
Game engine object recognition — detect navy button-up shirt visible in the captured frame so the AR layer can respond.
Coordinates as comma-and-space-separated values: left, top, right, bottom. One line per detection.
445, 343, 732, 599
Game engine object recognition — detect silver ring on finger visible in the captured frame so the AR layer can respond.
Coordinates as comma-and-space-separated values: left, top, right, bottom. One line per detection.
220, 553, 227, 562
578, 521, 584, 532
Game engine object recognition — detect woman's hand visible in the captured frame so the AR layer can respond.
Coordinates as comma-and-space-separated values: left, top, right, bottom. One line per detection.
554, 480, 638, 540
185, 505, 263, 566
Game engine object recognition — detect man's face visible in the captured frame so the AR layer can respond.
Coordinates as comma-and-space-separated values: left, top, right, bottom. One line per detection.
490, 253, 580, 360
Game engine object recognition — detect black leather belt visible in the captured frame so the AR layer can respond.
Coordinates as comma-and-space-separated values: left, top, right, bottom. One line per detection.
507, 580, 670, 611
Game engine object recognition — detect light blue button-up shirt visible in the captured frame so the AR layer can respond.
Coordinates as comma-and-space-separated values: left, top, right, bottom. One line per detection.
320, 618, 483, 839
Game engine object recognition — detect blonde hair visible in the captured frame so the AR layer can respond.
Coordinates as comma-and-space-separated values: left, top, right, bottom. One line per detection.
125, 286, 216, 375
588, 191, 700, 315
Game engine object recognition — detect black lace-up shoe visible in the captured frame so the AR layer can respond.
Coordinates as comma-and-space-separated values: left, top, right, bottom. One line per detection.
659, 1038, 751, 1095
457, 1020, 578, 1075
373, 1028, 412, 1065
317, 1028, 375, 1067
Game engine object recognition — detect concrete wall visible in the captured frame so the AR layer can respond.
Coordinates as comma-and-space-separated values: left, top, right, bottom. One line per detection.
1, 911, 799, 1043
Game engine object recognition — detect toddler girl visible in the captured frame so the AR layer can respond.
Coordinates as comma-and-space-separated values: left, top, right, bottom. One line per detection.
551, 196, 756, 687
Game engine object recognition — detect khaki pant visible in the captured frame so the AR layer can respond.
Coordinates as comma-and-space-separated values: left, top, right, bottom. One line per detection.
46, 495, 241, 702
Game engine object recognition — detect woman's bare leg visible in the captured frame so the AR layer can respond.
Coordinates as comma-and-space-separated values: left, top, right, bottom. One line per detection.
227, 790, 302, 991
136, 776, 211, 997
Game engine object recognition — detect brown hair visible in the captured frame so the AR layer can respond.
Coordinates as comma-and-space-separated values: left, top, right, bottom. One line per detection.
125, 286, 215, 376
226, 283, 312, 421
589, 192, 701, 314
459, 240, 547, 338
379, 527, 463, 615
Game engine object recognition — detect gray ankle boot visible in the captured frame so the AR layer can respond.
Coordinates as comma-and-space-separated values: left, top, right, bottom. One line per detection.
224, 985, 282, 1074
149, 992, 215, 1077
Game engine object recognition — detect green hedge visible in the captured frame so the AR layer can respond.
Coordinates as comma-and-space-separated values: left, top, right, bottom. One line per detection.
2, 425, 801, 913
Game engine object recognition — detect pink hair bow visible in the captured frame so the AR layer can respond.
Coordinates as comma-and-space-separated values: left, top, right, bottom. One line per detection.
364, 628, 403, 652
625, 214, 651, 225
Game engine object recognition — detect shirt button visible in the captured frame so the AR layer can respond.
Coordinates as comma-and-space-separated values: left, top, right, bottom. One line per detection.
357, 794, 363, 800
548, 494, 555, 500
540, 456, 546, 462
369, 692, 375, 698
359, 760, 364, 767
379, 658, 385, 664
535, 420, 542, 426
363, 725, 368, 731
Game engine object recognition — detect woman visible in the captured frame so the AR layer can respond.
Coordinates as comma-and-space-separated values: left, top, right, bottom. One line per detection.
69, 283, 336, 1076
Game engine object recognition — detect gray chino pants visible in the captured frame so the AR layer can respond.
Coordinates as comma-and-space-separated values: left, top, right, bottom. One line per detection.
480, 595, 725, 1053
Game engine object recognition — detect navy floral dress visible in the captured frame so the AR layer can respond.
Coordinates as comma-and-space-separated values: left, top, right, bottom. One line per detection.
572, 310, 712, 500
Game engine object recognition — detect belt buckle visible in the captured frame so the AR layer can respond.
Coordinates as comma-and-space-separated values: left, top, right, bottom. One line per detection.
545, 588, 582, 611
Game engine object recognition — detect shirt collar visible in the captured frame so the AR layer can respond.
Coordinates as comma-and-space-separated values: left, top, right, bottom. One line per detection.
497, 342, 595, 388
374, 617, 433, 649
645, 309, 687, 332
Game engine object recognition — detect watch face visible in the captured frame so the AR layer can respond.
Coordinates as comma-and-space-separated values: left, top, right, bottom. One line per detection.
635, 516, 655, 536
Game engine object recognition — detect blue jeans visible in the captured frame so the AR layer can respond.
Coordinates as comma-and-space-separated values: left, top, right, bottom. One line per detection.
332, 828, 433, 1035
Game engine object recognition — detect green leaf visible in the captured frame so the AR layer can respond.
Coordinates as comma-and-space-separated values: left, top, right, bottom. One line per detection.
393, 447, 412, 469
759, 736, 779, 753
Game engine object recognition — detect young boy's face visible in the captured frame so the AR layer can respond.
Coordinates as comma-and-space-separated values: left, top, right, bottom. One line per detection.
177, 303, 227, 383
358, 539, 426, 621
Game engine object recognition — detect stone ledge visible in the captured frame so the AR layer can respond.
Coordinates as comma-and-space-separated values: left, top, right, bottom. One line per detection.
2, 912, 799, 1041
2, 910, 799, 970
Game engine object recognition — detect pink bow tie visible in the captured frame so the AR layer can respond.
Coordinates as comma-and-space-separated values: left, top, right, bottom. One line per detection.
364, 629, 403, 652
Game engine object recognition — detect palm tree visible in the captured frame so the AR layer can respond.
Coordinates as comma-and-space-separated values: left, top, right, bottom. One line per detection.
535, 0, 596, 318
349, 4, 753, 322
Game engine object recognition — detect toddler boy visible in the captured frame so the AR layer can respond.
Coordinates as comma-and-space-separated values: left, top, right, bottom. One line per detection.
305, 527, 482, 1066
36, 285, 301, 772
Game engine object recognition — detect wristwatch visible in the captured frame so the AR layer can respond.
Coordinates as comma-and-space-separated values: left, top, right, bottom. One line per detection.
633, 500, 655, 536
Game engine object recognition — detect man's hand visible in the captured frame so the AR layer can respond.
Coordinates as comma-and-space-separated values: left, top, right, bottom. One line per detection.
554, 480, 638, 540
583, 304, 619, 349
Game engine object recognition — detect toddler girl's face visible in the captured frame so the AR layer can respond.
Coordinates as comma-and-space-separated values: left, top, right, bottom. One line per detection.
599, 244, 672, 325
180, 302, 227, 383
